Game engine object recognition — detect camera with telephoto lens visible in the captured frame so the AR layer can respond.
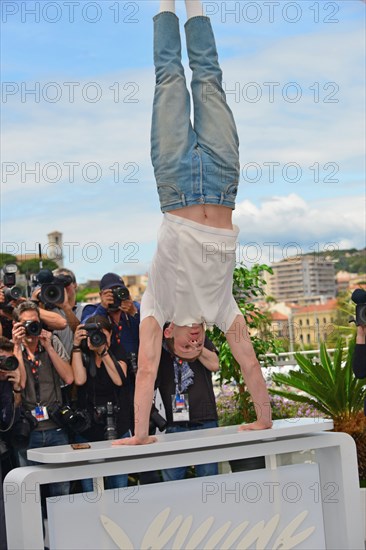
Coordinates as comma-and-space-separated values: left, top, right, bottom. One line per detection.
108, 286, 130, 311
24, 320, 42, 337
48, 403, 91, 434
10, 408, 38, 450
149, 404, 167, 433
83, 322, 107, 348
0, 355, 19, 371
94, 401, 119, 440
0, 264, 22, 308
351, 289, 366, 326
36, 269, 73, 306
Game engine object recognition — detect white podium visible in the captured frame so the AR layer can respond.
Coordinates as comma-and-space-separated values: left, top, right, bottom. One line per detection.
3, 418, 364, 549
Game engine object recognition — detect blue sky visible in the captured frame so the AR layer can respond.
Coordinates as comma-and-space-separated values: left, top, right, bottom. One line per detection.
1, 0, 365, 283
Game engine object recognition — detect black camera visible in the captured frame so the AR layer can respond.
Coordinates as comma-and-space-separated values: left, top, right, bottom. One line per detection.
11, 408, 38, 450
48, 403, 91, 434
84, 322, 107, 348
37, 269, 73, 306
24, 320, 42, 337
94, 401, 119, 440
0, 355, 19, 371
149, 404, 167, 433
1, 264, 22, 308
351, 289, 366, 326
109, 286, 130, 311
3, 286, 22, 302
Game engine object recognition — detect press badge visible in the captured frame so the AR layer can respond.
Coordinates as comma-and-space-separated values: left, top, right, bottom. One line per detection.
32, 405, 49, 421
172, 393, 190, 422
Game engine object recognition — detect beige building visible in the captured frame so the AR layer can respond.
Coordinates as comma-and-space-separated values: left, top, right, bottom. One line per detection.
336, 271, 366, 294
15, 231, 63, 267
123, 274, 148, 302
269, 299, 338, 347
265, 256, 336, 304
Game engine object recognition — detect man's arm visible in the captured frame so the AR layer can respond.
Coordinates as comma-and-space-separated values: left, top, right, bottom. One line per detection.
113, 316, 163, 445
58, 290, 80, 332
225, 314, 272, 430
11, 322, 27, 389
199, 344, 219, 372
40, 330, 74, 385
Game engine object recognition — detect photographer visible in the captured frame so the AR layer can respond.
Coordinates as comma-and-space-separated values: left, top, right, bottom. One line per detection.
0, 336, 23, 550
81, 273, 140, 357
0, 283, 67, 342
42, 268, 86, 356
12, 301, 73, 497
157, 330, 220, 481
351, 289, 366, 414
353, 324, 366, 414
72, 315, 134, 491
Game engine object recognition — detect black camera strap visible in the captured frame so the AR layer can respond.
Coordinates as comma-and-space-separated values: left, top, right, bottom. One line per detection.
23, 343, 60, 407
109, 351, 127, 385
24, 347, 42, 405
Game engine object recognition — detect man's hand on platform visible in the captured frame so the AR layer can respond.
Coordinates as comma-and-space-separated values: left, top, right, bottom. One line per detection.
238, 420, 273, 431
112, 435, 157, 446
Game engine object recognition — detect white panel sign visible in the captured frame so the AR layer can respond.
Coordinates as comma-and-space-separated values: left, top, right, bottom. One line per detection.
47, 463, 326, 549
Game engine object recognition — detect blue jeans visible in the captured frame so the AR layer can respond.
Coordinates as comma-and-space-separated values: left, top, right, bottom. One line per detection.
74, 432, 130, 493
151, 13, 240, 213
18, 428, 70, 497
161, 421, 219, 481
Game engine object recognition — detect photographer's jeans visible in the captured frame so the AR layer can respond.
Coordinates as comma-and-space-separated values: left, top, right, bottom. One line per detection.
161, 421, 219, 481
151, 13, 240, 213
18, 427, 70, 496
75, 431, 131, 493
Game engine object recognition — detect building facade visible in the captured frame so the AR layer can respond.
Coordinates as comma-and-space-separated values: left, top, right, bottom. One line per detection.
265, 256, 336, 304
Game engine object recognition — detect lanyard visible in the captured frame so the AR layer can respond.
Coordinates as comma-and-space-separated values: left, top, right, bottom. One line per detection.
26, 352, 42, 404
176, 359, 183, 395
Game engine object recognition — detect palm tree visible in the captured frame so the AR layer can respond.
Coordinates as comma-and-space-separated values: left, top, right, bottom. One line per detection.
270, 339, 366, 481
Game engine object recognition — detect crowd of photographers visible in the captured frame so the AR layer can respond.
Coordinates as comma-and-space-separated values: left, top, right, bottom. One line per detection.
1, 269, 146, 475
0, 266, 221, 543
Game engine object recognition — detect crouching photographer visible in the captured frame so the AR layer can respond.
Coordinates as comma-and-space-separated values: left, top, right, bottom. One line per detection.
351, 289, 366, 415
12, 301, 73, 499
72, 316, 134, 491
0, 336, 26, 550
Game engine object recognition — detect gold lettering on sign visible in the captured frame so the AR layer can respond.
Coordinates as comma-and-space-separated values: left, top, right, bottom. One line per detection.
100, 508, 315, 550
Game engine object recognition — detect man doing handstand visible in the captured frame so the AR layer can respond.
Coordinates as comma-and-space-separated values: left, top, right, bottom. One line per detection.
114, 0, 272, 445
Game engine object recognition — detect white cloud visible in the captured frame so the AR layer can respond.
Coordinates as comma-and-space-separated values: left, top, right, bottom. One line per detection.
233, 193, 366, 265
1, 13, 365, 281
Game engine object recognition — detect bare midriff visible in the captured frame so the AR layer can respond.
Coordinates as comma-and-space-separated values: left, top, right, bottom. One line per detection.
169, 204, 233, 229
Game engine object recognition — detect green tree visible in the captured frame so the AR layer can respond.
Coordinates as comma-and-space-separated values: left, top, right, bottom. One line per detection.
76, 287, 99, 303
0, 253, 18, 267
210, 263, 283, 423
18, 259, 58, 275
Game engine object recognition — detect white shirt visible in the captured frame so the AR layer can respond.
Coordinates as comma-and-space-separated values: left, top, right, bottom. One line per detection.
141, 213, 241, 333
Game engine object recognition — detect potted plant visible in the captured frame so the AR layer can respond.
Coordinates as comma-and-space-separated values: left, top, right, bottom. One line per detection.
269, 339, 366, 539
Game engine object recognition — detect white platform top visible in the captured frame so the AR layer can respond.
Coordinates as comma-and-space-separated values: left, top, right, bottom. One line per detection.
27, 418, 333, 464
